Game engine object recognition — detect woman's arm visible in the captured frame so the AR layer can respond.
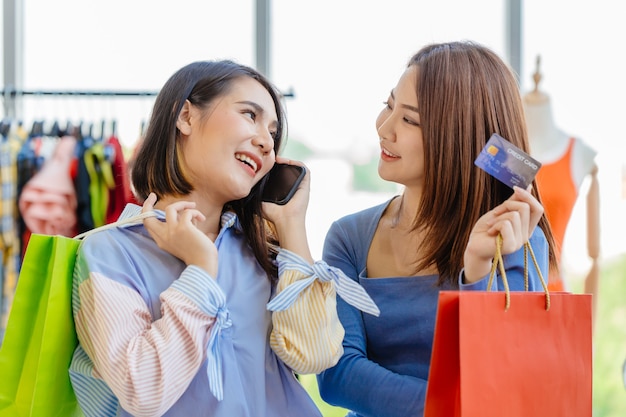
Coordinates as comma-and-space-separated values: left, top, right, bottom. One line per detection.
265, 162, 377, 374
269, 250, 344, 374
463, 186, 545, 283
73, 235, 227, 417
268, 247, 379, 374
316, 221, 426, 417
460, 226, 550, 291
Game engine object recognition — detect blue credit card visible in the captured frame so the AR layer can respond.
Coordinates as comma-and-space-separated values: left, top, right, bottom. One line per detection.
474, 133, 542, 189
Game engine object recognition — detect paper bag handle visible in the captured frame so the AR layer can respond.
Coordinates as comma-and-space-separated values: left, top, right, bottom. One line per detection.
73, 211, 158, 240
486, 234, 550, 310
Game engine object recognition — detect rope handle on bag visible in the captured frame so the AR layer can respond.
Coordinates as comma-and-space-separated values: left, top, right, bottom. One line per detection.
486, 233, 550, 310
73, 211, 158, 240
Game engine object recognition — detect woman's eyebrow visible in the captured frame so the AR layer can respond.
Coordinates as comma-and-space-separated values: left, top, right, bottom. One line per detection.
238, 100, 264, 113
401, 103, 420, 113
238, 100, 278, 127
391, 90, 419, 113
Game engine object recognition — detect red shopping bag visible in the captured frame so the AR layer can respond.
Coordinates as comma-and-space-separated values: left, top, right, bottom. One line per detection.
425, 238, 593, 417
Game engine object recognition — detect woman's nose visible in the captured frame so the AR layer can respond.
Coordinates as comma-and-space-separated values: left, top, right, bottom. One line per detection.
376, 114, 395, 142
254, 131, 274, 154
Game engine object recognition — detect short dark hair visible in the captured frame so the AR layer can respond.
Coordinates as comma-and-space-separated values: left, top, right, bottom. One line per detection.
132, 60, 286, 201
132, 60, 287, 281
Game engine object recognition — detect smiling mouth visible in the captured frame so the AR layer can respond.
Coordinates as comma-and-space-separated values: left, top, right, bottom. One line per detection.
381, 147, 399, 158
235, 153, 258, 172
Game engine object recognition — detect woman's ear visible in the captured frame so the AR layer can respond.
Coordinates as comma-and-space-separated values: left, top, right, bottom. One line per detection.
176, 100, 193, 135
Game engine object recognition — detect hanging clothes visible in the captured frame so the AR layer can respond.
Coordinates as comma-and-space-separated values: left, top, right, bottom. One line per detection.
18, 135, 78, 237
0, 121, 27, 330
74, 133, 96, 234
105, 134, 135, 223
83, 137, 115, 228
0, 88, 156, 343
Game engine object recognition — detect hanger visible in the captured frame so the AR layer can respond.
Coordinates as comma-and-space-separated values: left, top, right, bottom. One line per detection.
99, 119, 106, 141
29, 120, 44, 138
71, 121, 84, 141
48, 120, 60, 137
88, 122, 94, 139
1, 119, 11, 137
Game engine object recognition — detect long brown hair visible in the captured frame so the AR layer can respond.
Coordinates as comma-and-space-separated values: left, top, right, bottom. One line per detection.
407, 41, 557, 286
132, 60, 286, 281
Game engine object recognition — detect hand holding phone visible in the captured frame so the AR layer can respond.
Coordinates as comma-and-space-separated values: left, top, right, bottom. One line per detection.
261, 163, 306, 205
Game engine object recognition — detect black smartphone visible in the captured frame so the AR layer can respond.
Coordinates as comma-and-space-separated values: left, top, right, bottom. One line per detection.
261, 163, 306, 205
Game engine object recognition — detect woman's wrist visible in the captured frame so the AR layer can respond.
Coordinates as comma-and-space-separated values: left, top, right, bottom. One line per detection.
462, 253, 493, 283
274, 218, 313, 264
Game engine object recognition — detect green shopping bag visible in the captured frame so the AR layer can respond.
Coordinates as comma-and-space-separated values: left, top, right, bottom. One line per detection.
0, 211, 156, 416
0, 234, 84, 416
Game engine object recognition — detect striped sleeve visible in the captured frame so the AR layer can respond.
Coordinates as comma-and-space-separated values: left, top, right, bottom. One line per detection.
73, 263, 223, 417
268, 251, 345, 375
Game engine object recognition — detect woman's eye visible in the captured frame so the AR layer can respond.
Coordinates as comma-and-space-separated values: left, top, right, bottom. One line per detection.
382, 100, 392, 110
403, 117, 420, 126
244, 110, 256, 120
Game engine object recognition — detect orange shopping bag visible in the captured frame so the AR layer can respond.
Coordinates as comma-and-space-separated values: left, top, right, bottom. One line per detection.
424, 238, 593, 417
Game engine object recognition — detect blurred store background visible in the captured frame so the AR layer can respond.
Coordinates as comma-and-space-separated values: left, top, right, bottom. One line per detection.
2, 1, 625, 415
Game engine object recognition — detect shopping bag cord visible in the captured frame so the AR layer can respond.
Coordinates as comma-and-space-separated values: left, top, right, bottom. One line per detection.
487, 233, 550, 311
74, 211, 158, 240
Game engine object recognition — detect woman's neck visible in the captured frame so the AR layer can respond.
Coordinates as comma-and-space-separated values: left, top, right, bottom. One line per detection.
390, 188, 421, 230
153, 194, 223, 237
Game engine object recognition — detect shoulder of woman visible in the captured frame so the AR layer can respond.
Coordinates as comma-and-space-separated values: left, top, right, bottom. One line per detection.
334, 198, 394, 225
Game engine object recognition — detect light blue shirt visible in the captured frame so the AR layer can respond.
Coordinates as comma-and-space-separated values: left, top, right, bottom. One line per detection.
70, 204, 323, 417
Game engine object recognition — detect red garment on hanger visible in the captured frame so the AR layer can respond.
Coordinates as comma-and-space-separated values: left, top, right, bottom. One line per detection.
105, 135, 135, 224
18, 136, 78, 237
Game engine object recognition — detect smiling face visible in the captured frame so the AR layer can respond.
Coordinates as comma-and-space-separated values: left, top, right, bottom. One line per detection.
177, 76, 278, 204
376, 65, 425, 189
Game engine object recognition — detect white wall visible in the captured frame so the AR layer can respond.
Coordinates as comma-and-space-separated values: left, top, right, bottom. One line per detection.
8, 0, 626, 278
522, 0, 626, 278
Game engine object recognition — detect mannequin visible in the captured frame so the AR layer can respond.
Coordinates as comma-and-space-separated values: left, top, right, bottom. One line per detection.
522, 56, 601, 332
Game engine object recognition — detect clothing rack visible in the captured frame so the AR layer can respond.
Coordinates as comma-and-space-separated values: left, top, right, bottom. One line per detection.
1, 86, 294, 118
1, 86, 294, 98
1, 87, 160, 119
0, 88, 159, 98
1, 88, 160, 98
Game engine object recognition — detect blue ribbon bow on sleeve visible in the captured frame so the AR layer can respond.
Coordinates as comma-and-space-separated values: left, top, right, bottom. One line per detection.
266, 249, 380, 317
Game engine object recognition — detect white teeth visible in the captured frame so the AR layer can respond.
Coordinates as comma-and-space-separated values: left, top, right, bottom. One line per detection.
235, 154, 258, 172
382, 147, 398, 157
